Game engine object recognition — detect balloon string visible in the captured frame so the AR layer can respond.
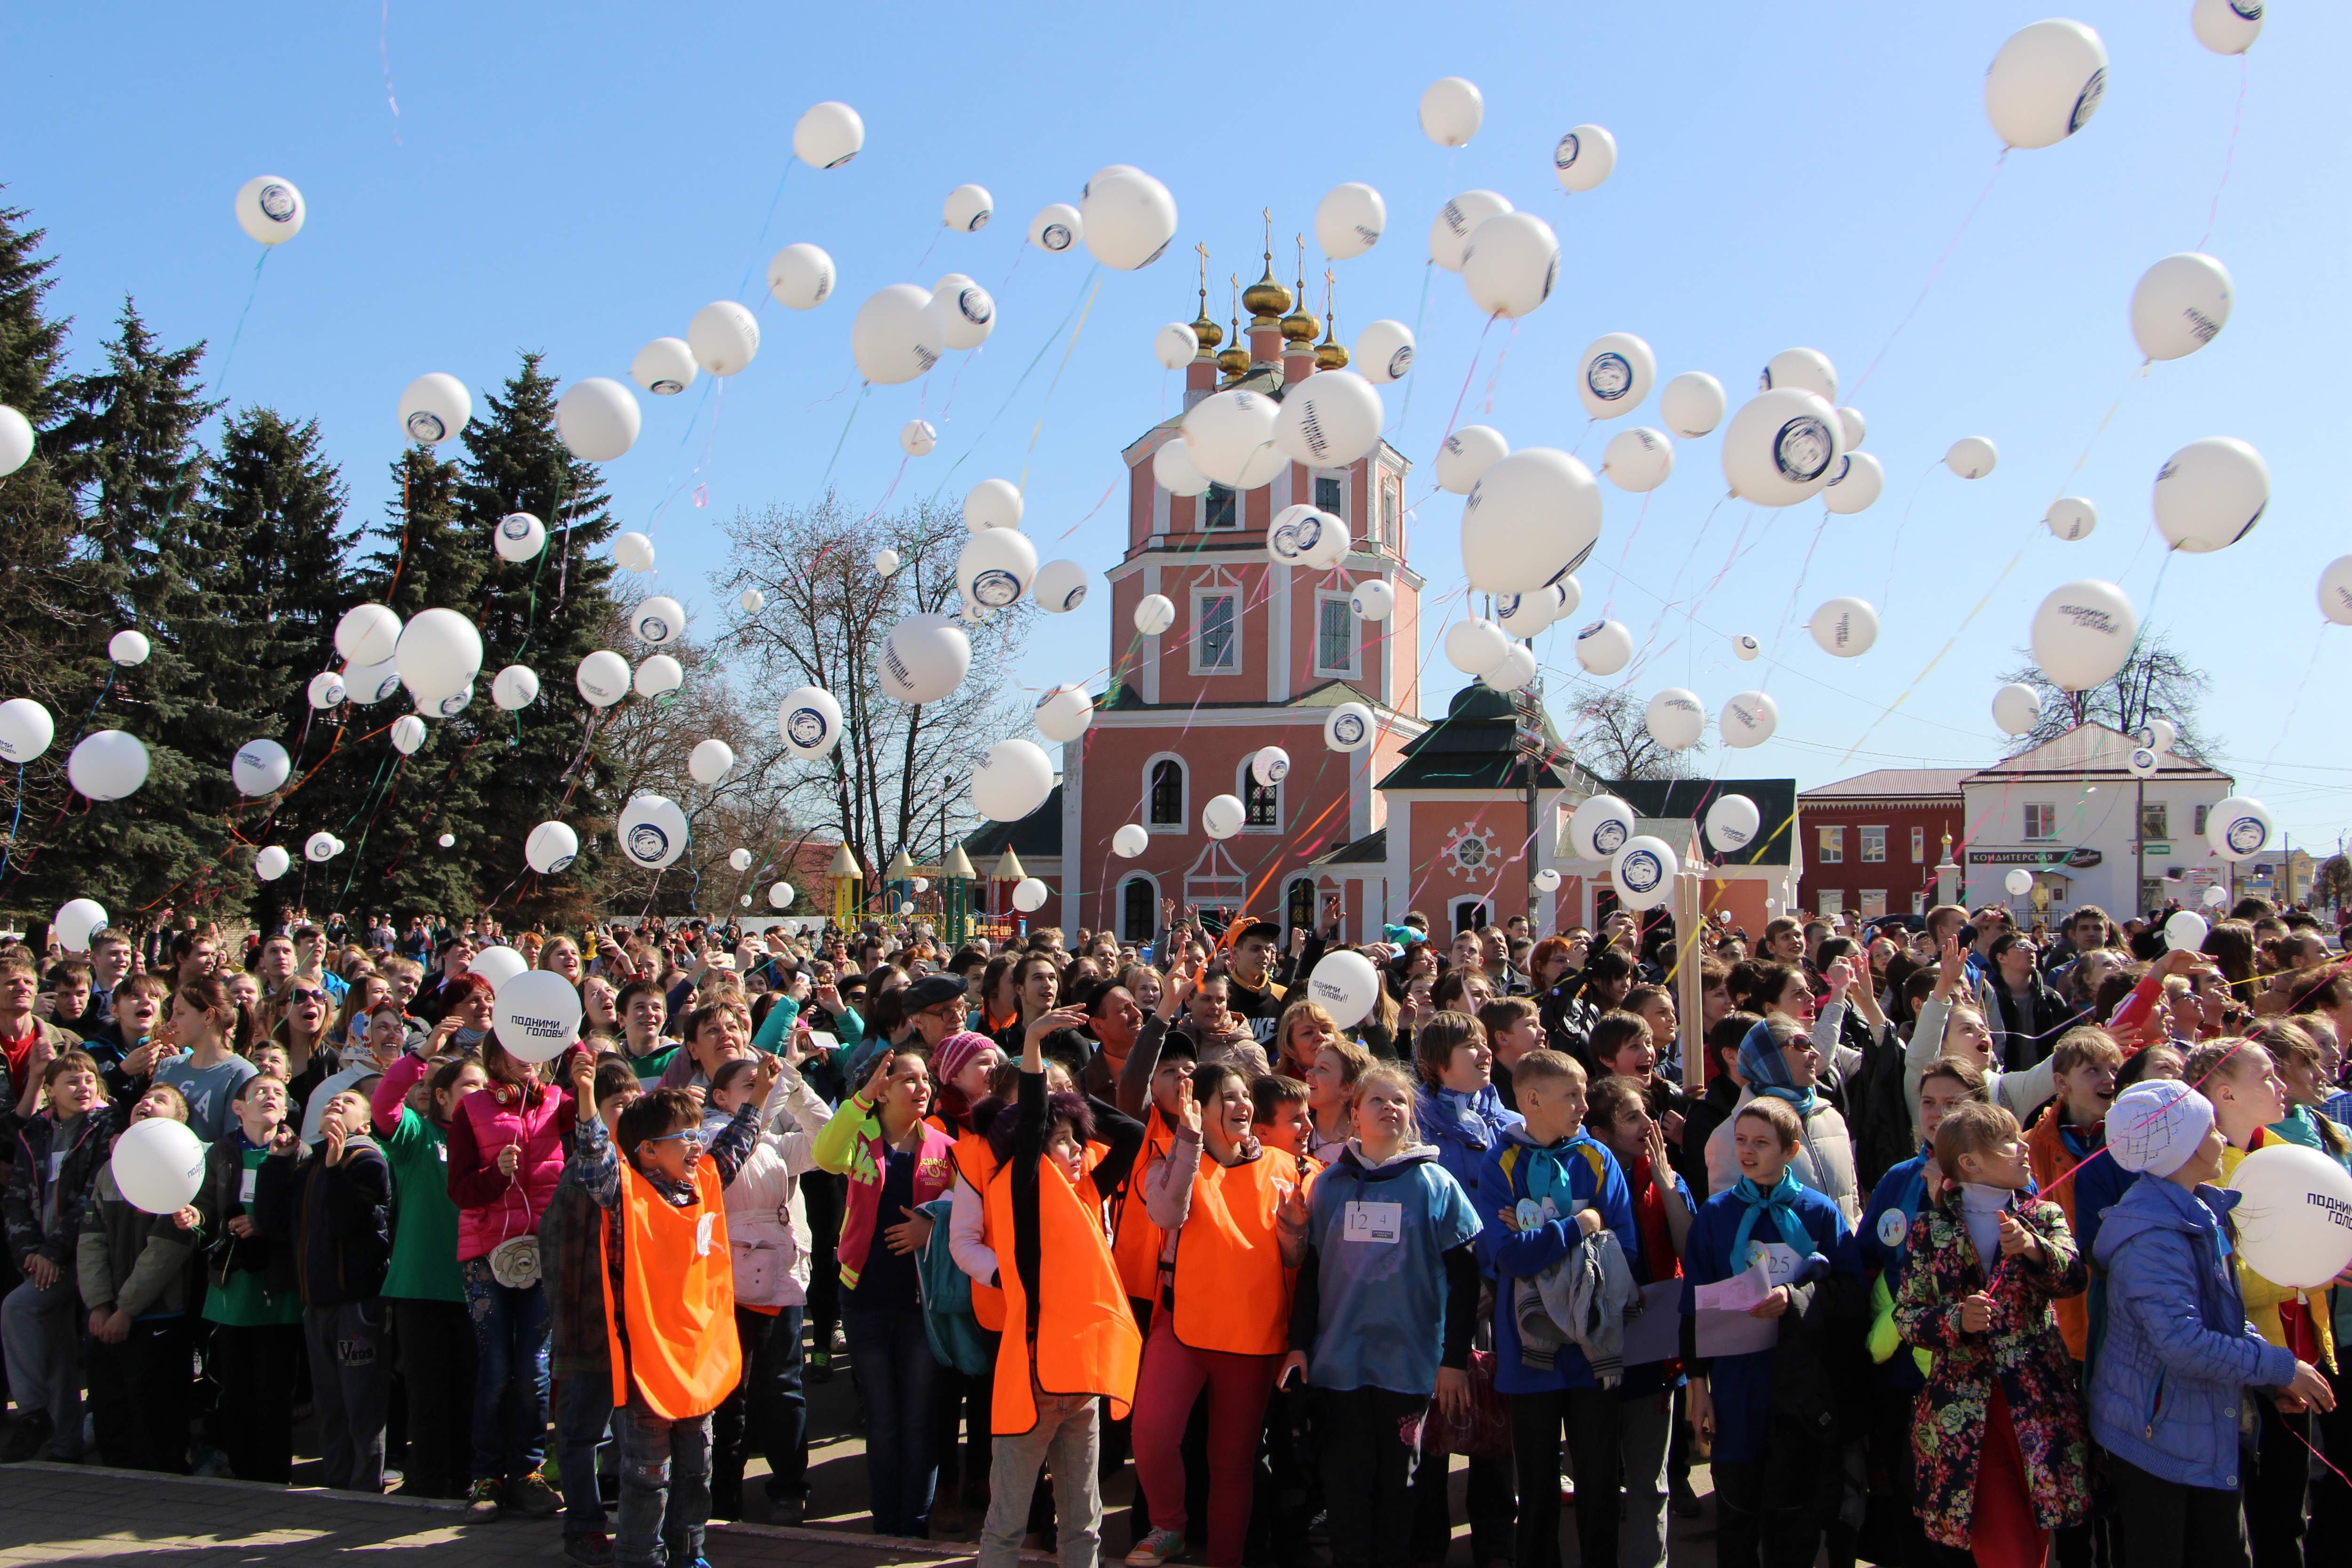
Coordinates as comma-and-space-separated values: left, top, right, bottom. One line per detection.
335, 754, 412, 901
2257, 634, 2326, 783
927, 263, 1098, 503
385, 468, 413, 596
377, 0, 403, 146
645, 378, 718, 532
212, 251, 270, 396
1876, 461, 1946, 611
0, 765, 24, 883
0, 667, 119, 888
1595, 492, 1654, 622
1479, 321, 1517, 418
738, 162, 794, 302
1389, 261, 1436, 434
1017, 271, 1104, 493
1847, 148, 2006, 401
1760, 512, 1833, 696
2197, 56, 2248, 252
817, 384, 868, 491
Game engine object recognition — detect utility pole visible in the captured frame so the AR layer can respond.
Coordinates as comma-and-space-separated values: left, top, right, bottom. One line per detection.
1512, 658, 1547, 936
2133, 772, 2146, 920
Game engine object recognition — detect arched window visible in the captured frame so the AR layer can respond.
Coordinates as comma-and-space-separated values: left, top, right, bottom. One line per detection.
1146, 756, 1186, 828
1240, 760, 1279, 831
1120, 875, 1159, 943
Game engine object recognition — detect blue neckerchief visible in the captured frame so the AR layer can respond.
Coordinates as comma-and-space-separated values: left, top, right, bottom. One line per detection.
1728, 1170, 1813, 1275
1524, 1137, 1585, 1220
1755, 1082, 1819, 1115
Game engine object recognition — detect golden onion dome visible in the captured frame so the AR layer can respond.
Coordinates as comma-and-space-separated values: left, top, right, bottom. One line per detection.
1216, 316, 1250, 377
1191, 310, 1223, 352
1281, 258, 1319, 342
1242, 258, 1292, 321
1315, 322, 1350, 371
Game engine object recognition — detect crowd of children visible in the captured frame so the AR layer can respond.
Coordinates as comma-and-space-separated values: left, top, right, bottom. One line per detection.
2, 895, 2349, 1568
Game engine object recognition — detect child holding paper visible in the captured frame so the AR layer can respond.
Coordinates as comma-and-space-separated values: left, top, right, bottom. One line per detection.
1682, 1097, 1860, 1568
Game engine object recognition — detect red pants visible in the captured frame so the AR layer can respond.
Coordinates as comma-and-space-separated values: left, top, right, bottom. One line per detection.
1968, 1386, 2048, 1568
1129, 1305, 1277, 1567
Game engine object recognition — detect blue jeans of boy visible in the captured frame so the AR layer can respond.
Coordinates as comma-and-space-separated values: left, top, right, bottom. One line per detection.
615, 1387, 711, 1568
557, 1364, 614, 1538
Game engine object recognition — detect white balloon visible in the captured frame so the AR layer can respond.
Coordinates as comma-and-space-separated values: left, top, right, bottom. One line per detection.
611, 531, 655, 573
394, 607, 483, 705
1495, 589, 1556, 639
67, 730, 149, 801
738, 588, 764, 616
1112, 822, 1150, 858
1325, 700, 1375, 753
2131, 252, 2232, 362
687, 300, 761, 376
769, 882, 795, 909
2045, 497, 2098, 542
630, 336, 697, 396
793, 101, 863, 168
628, 595, 684, 647
231, 738, 290, 796
943, 183, 993, 232
1436, 425, 1508, 496
1356, 319, 1415, 384
2146, 718, 2178, 754
1834, 407, 1867, 449
430, 684, 474, 720
1758, 348, 1838, 402
1034, 559, 1089, 613
971, 739, 1056, 822
2206, 796, 2273, 862
1722, 389, 1844, 506
1028, 203, 1081, 254
1808, 597, 1878, 658
1732, 634, 1761, 662
933, 274, 995, 351
1273, 370, 1384, 466
898, 419, 938, 458
1303, 949, 1381, 1030
1822, 451, 1884, 514
1579, 334, 1656, 419
1660, 372, 1726, 439
389, 714, 428, 755
1534, 868, 1562, 892
0, 406, 30, 478
297, 671, 345, 711
1201, 793, 1246, 840
2153, 437, 2268, 553
723, 848, 753, 874
1265, 504, 1315, 566
2031, 579, 2137, 691
2192, 0, 2265, 56
766, 243, 836, 310
962, 477, 1024, 534
633, 654, 683, 700
1429, 190, 1511, 272
54, 898, 107, 952
1315, 182, 1386, 260
1184, 389, 1284, 489
1992, 682, 2042, 737
1012, 876, 1050, 913
779, 686, 842, 757
1462, 447, 1601, 595
556, 377, 640, 462
1350, 578, 1396, 621
1251, 746, 1291, 787
2202, 883, 2229, 908
1154, 322, 1200, 370
1985, 19, 2109, 150
233, 175, 305, 245
343, 659, 402, 706
1473, 640, 1531, 691
1444, 618, 1513, 678
398, 373, 471, 446
617, 794, 689, 868
1419, 77, 1484, 147
956, 527, 1039, 612
1551, 577, 1582, 621
1720, 691, 1779, 749
1552, 124, 1618, 191
108, 630, 151, 666
491, 665, 540, 712
2006, 868, 2036, 898
851, 284, 948, 385
1079, 166, 1178, 271
2319, 556, 2352, 625
688, 738, 735, 785
1946, 436, 1998, 479
2127, 746, 2160, 780
305, 831, 341, 863
254, 844, 291, 881
525, 820, 580, 875
1134, 594, 1176, 636
1602, 427, 1674, 493
495, 970, 584, 1063
1705, 794, 1762, 853
110, 1117, 207, 1215
1570, 795, 1637, 860
0, 698, 54, 764
873, 548, 901, 577
1152, 438, 1211, 498
1461, 212, 1559, 319
1033, 684, 1095, 743
1645, 689, 1706, 751
493, 510, 546, 563
1612, 835, 1679, 911
575, 650, 630, 708
877, 613, 972, 703
2229, 1143, 2352, 1290
1574, 619, 1633, 677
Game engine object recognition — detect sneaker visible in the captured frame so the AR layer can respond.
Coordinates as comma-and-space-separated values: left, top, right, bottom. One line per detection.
1, 1412, 52, 1464
561, 1533, 613, 1567
509, 1470, 563, 1517
807, 1346, 833, 1384
463, 1478, 503, 1523
191, 1446, 233, 1479
768, 1495, 807, 1528
1126, 1528, 1186, 1566
1669, 1475, 1703, 1520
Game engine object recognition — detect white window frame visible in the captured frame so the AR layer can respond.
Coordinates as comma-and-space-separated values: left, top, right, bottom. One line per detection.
1859, 825, 1886, 864
1816, 826, 1844, 865
1911, 827, 1925, 864
1236, 758, 1282, 835
1816, 888, 1843, 917
1190, 585, 1241, 676
1199, 484, 1240, 531
1312, 471, 1348, 524
1380, 476, 1400, 549
1118, 872, 1162, 944
1312, 590, 1359, 679
1143, 752, 1188, 833
2024, 803, 2056, 841
1859, 889, 1888, 918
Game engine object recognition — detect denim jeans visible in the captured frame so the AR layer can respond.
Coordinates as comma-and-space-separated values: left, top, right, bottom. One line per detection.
461, 1259, 549, 1482
556, 1364, 615, 1538
0, 1274, 81, 1455
841, 1300, 938, 1537
302, 1299, 391, 1492
711, 1304, 807, 1512
614, 1386, 711, 1568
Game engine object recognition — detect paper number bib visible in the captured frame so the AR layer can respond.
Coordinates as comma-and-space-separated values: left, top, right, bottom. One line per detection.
1343, 1200, 1403, 1245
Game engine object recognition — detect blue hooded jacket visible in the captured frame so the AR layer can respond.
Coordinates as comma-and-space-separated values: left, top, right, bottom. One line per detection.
1414, 1080, 1523, 1200
2088, 1173, 2297, 1491
1474, 1123, 1637, 1394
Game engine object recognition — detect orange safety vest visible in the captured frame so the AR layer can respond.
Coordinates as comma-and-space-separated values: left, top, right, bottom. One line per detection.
603, 1158, 743, 1420
1111, 1108, 1173, 1301
1170, 1151, 1303, 1357
986, 1153, 1142, 1434
952, 1130, 1006, 1332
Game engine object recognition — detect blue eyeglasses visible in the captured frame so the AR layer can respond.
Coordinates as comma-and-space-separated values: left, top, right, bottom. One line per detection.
642, 1129, 705, 1150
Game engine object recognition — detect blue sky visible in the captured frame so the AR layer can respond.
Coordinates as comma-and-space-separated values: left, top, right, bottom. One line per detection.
14, 2, 2350, 849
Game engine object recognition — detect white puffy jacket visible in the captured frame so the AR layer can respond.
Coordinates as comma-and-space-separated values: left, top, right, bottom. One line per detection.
699, 1066, 830, 1308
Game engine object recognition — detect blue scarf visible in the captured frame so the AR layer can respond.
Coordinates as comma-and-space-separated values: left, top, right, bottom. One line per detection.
1728, 1170, 1814, 1278
1735, 1019, 1819, 1115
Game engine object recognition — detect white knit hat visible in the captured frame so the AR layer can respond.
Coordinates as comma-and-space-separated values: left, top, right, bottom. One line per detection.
2107, 1079, 2216, 1179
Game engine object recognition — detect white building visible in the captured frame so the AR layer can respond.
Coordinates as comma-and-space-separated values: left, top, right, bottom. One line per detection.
1959, 725, 2235, 921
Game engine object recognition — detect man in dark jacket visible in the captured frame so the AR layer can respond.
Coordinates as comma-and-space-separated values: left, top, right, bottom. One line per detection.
2, 1050, 114, 1461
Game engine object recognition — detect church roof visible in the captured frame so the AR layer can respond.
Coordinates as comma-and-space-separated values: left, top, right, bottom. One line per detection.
1377, 684, 1591, 792
961, 786, 1064, 860
1307, 828, 1387, 867
1581, 777, 1800, 868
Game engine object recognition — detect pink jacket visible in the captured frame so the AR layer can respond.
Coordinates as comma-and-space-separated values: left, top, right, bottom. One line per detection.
445, 1080, 575, 1261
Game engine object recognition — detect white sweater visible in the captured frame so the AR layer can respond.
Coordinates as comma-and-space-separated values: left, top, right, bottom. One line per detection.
702, 1066, 830, 1308
1901, 995, 2058, 1144
1702, 1087, 1862, 1225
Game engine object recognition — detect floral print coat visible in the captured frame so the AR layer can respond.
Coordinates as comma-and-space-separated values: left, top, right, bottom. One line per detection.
1891, 1187, 2091, 1548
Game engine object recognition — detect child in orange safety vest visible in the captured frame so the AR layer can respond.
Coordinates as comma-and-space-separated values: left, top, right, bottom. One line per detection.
558, 1048, 781, 1568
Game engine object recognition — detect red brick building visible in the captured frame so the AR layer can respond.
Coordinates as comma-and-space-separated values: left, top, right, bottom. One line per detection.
1795, 768, 1968, 920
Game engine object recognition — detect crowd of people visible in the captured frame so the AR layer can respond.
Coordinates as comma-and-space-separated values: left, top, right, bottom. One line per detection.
2, 891, 2348, 1568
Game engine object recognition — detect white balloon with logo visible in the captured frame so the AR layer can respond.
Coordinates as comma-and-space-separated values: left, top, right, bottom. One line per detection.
632, 596, 686, 646
1720, 692, 1778, 749
1350, 579, 1395, 622
1112, 823, 1149, 858
1992, 682, 2042, 737
1462, 447, 1600, 594
1659, 372, 1725, 439
688, 301, 760, 376
1759, 348, 1838, 402
1201, 794, 1246, 840
956, 528, 1039, 612
234, 175, 305, 244
2030, 580, 2137, 691
0, 699, 54, 764
1079, 167, 1178, 271
972, 739, 1055, 821
494, 970, 585, 1064
1436, 425, 1508, 496
494, 511, 546, 563
1646, 690, 1706, 751
1461, 213, 1558, 319
876, 615, 971, 703
492, 665, 540, 711
1305, 950, 1380, 1029
617, 795, 689, 869
305, 831, 342, 863
1355, 320, 1415, 384
2205, 796, 2273, 863
1034, 559, 1089, 613
2045, 498, 2097, 542
1611, 836, 1679, 910
398, 374, 471, 446
1184, 390, 1284, 489
2192, 0, 2264, 56
1029, 204, 1081, 254
933, 274, 995, 351
2153, 437, 2268, 553
1274, 371, 1383, 466
1808, 597, 1878, 658
1574, 620, 1633, 677
1985, 19, 2108, 150
1706, 794, 1762, 853
576, 651, 630, 708
793, 102, 863, 168
2229, 1143, 2352, 1290
1154, 323, 1198, 370
1724, 389, 1844, 507
230, 739, 290, 797
778, 687, 843, 758
1579, 334, 1656, 419
2131, 253, 2232, 361
1315, 183, 1385, 260
525, 821, 580, 875
767, 243, 836, 310
1946, 437, 1998, 479
851, 285, 948, 385
1823, 452, 1884, 515
943, 184, 992, 232
631, 337, 697, 396
1429, 190, 1510, 273
632, 655, 683, 701
1602, 428, 1673, 493
1324, 701, 1375, 754
1569, 795, 1637, 861
1033, 685, 1094, 744
1553, 125, 1618, 191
